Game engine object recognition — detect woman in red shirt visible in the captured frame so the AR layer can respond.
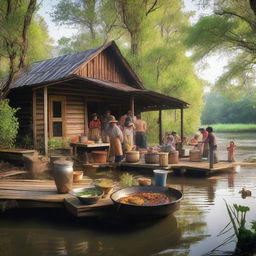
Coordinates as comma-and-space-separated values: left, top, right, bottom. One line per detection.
89, 113, 101, 141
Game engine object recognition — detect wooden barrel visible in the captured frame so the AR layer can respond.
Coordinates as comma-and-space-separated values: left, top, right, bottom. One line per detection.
189, 149, 202, 162
159, 152, 169, 166
53, 160, 73, 194
145, 153, 159, 164
91, 151, 107, 163
168, 150, 179, 164
125, 151, 140, 163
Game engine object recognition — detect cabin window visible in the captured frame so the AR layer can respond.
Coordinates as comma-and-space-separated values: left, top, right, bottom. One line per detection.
52, 101, 62, 118
49, 96, 66, 138
53, 122, 63, 137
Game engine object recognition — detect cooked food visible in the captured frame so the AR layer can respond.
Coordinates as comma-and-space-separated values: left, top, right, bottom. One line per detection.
119, 196, 144, 205
77, 189, 100, 197
118, 192, 171, 206
95, 179, 114, 188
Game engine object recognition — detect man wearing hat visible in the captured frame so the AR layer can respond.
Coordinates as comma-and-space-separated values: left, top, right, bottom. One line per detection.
101, 110, 115, 143
106, 117, 124, 163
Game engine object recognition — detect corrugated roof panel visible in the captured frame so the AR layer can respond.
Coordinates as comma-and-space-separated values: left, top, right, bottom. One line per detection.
7, 46, 101, 89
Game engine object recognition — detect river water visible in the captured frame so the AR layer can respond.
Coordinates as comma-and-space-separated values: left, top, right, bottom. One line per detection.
0, 133, 256, 256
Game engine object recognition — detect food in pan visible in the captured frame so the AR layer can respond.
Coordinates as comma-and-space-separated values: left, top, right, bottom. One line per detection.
118, 192, 171, 206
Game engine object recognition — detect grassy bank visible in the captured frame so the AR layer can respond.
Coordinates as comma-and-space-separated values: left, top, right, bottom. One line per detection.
203, 123, 256, 132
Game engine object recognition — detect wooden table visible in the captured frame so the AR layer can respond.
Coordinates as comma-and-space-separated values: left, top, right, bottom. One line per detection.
70, 142, 110, 163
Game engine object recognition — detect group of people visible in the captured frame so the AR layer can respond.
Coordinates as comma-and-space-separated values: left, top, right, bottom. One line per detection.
186, 127, 218, 163
163, 131, 181, 151
88, 110, 148, 163
187, 126, 236, 163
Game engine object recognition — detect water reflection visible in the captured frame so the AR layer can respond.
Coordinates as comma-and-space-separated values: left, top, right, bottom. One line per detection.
0, 214, 182, 256
1, 132, 256, 256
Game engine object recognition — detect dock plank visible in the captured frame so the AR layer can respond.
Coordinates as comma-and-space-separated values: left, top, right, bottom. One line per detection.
0, 179, 94, 203
64, 197, 114, 217
119, 159, 255, 175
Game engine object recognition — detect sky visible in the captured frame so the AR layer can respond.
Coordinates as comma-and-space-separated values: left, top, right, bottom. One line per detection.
37, 0, 226, 86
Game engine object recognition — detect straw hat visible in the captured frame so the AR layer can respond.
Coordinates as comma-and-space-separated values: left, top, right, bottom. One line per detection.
108, 117, 118, 123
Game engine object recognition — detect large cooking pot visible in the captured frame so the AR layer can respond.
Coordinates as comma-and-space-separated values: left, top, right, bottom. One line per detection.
110, 186, 183, 218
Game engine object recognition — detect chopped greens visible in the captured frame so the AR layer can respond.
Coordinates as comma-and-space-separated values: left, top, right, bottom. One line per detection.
77, 189, 100, 197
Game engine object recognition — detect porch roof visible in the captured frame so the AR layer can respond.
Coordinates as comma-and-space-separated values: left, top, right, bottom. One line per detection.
31, 75, 189, 111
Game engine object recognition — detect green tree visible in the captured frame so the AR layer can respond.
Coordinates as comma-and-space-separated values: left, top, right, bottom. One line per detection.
202, 92, 256, 124
185, 0, 256, 95
0, 0, 37, 97
52, 0, 204, 140
51, 0, 118, 50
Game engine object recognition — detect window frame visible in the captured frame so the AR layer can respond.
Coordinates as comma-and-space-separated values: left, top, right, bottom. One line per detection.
49, 95, 66, 138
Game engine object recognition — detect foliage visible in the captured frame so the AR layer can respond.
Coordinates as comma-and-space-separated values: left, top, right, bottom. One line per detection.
204, 123, 256, 133
0, 0, 37, 96
202, 92, 256, 125
16, 134, 33, 149
52, 0, 204, 140
0, 99, 19, 148
48, 138, 64, 149
0, 4, 53, 85
222, 202, 256, 255
120, 173, 138, 187
185, 0, 256, 96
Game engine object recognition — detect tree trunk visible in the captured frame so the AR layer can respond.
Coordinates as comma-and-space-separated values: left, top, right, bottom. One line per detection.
130, 31, 140, 56
1, 0, 37, 99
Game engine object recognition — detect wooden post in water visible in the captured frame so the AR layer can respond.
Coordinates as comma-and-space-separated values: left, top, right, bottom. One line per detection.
209, 147, 214, 169
43, 86, 48, 155
32, 89, 37, 149
159, 110, 163, 145
180, 108, 184, 155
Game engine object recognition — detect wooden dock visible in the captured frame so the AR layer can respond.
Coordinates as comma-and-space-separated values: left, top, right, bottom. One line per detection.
119, 159, 256, 175
0, 179, 114, 217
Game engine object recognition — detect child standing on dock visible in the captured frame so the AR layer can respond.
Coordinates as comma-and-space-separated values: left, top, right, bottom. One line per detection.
227, 141, 236, 162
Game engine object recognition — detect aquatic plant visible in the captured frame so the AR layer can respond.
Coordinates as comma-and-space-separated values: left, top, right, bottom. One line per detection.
204, 201, 256, 256
120, 173, 138, 187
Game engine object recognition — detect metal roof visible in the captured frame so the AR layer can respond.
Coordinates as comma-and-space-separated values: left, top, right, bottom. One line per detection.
6, 46, 101, 89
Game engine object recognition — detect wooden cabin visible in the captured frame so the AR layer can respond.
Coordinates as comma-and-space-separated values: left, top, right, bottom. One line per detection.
2, 41, 188, 154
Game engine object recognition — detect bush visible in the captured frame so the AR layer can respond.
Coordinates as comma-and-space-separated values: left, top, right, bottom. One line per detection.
48, 138, 63, 149
0, 100, 19, 148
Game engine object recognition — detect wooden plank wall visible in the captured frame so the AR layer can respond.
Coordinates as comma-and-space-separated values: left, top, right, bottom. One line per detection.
35, 88, 44, 146
47, 87, 85, 138
35, 88, 85, 142
75, 49, 130, 84
66, 95, 85, 137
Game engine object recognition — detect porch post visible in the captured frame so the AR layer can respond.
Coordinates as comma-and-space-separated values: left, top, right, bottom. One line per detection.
180, 107, 184, 146
44, 86, 48, 155
159, 110, 163, 145
32, 89, 37, 149
130, 95, 135, 118
84, 99, 89, 135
